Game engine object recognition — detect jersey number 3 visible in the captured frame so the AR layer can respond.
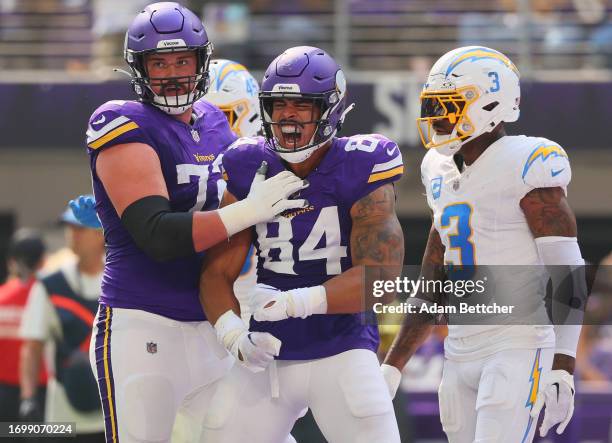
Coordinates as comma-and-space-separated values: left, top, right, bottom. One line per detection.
441, 203, 475, 266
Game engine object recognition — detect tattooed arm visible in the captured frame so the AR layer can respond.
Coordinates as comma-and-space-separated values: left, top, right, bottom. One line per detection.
320, 183, 404, 314
520, 186, 579, 374
520, 187, 576, 238
383, 223, 446, 371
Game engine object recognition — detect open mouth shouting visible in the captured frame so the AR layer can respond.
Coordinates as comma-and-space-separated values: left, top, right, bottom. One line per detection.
278, 120, 305, 148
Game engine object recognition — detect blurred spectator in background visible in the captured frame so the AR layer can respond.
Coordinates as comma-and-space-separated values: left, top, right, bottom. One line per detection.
19, 206, 105, 441
0, 229, 47, 422
576, 252, 612, 382
458, 0, 587, 69
91, 0, 149, 71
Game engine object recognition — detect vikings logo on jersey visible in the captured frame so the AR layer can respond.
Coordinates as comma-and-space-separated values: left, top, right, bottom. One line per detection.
222, 134, 403, 360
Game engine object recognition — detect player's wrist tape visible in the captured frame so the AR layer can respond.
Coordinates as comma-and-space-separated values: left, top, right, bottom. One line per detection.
535, 236, 585, 358
217, 199, 257, 237
121, 195, 195, 262
381, 363, 402, 399
288, 286, 327, 318
214, 310, 247, 352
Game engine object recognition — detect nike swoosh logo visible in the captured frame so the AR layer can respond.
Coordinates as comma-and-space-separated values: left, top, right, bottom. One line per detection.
551, 168, 565, 177
387, 146, 398, 156
93, 115, 106, 125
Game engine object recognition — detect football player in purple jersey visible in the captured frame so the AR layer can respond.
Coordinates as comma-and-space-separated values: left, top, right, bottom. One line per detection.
71, 58, 264, 323
84, 3, 308, 443
199, 46, 404, 442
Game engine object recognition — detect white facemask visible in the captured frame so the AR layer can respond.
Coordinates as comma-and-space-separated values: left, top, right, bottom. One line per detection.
152, 93, 193, 115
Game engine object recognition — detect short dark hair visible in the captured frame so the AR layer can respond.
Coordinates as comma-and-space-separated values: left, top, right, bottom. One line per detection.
7, 228, 46, 271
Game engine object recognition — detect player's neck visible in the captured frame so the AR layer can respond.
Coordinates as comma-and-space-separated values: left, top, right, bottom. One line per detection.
459, 124, 506, 166
173, 108, 193, 125
285, 142, 332, 178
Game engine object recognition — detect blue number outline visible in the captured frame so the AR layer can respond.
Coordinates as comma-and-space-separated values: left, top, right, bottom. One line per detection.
488, 71, 500, 92
440, 202, 475, 266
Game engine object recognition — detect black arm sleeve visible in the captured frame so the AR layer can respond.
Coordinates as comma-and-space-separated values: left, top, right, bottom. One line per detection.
120, 195, 196, 262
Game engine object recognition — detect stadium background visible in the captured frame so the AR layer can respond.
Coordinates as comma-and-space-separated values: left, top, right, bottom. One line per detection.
0, 0, 611, 441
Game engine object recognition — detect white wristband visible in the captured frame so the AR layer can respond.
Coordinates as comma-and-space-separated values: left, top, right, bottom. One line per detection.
217, 199, 255, 237
214, 310, 247, 350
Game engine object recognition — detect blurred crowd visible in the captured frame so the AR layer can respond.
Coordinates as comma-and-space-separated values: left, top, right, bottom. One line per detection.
2, 0, 612, 72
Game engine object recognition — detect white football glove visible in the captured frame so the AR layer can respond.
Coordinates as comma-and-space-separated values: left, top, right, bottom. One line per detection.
218, 161, 309, 236
250, 284, 327, 322
381, 364, 402, 399
214, 310, 281, 372
529, 369, 575, 437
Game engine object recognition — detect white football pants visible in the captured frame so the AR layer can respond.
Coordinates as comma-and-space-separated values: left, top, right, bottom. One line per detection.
89, 306, 233, 443
439, 347, 554, 443
200, 348, 400, 443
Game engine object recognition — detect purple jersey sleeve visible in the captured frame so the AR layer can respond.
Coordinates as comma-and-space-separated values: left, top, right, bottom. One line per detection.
86, 101, 152, 153
338, 133, 404, 206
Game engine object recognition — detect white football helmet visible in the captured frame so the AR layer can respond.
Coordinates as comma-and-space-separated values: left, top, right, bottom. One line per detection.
417, 46, 521, 156
205, 59, 261, 137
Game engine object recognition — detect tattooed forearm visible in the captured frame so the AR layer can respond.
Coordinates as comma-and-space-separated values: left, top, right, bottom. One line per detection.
383, 225, 445, 368
520, 187, 577, 238
424, 226, 445, 265
384, 314, 434, 369
350, 184, 404, 266
420, 225, 447, 302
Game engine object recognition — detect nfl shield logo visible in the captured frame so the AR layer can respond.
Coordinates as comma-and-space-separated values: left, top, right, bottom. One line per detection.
191, 129, 200, 142
146, 342, 157, 354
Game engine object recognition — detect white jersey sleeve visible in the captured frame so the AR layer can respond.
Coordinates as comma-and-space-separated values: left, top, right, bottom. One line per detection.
519, 138, 571, 196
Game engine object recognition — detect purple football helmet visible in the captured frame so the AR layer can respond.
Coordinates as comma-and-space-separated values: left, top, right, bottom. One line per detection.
260, 46, 353, 163
124, 2, 213, 115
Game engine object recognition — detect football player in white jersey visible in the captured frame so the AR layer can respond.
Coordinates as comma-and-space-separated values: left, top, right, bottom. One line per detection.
382, 47, 585, 442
